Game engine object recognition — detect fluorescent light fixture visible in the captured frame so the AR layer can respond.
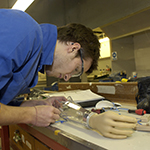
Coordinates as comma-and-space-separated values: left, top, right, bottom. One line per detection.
12, 0, 34, 11
99, 37, 109, 43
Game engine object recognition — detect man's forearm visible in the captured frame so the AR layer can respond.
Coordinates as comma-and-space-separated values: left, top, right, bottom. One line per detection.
20, 99, 47, 107
0, 103, 35, 126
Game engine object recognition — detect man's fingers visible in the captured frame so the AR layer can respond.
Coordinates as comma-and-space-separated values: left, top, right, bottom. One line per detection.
50, 107, 61, 122
52, 113, 60, 120
52, 100, 63, 108
57, 96, 67, 101
53, 107, 61, 115
46, 96, 67, 108
34, 105, 61, 127
50, 118, 58, 124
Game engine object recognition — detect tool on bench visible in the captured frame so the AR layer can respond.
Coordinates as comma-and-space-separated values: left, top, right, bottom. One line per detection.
128, 109, 146, 115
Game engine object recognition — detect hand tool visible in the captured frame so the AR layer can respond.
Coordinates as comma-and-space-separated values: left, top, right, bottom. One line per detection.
128, 109, 146, 115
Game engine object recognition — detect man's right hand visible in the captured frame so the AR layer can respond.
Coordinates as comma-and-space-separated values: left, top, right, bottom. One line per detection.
31, 105, 61, 127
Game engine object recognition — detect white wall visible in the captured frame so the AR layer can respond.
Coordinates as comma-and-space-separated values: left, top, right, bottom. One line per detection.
133, 30, 150, 77
111, 36, 136, 77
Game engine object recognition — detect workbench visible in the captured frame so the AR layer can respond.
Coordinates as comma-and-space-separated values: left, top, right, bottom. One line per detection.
1, 82, 149, 150
5, 109, 150, 150
1, 101, 149, 150
9, 123, 106, 150
1, 109, 150, 150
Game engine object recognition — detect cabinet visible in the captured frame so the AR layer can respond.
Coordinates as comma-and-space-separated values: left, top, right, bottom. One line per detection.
9, 125, 50, 150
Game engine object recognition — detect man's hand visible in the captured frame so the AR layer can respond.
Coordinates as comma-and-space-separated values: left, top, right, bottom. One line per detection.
20, 96, 67, 108
20, 96, 67, 127
45, 96, 67, 108
31, 105, 61, 127
89, 111, 137, 139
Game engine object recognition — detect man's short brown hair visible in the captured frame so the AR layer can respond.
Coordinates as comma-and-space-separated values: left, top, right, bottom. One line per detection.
57, 23, 100, 74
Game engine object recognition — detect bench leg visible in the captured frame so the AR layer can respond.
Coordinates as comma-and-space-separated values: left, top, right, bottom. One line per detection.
1, 126, 10, 150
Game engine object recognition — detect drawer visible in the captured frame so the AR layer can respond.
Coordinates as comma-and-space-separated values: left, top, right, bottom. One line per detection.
9, 124, 35, 150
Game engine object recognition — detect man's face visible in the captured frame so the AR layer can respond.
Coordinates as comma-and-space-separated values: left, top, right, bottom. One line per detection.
45, 41, 92, 81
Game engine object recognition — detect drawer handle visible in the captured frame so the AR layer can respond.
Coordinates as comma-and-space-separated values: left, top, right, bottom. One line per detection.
13, 130, 21, 143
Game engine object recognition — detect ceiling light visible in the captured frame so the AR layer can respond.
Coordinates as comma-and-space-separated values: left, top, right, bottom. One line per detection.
12, 0, 34, 11
99, 37, 109, 43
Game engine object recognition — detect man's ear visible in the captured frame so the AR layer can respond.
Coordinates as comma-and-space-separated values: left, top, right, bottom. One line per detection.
67, 42, 81, 53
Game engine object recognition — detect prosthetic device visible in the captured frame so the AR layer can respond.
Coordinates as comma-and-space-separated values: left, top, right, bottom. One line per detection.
59, 97, 95, 128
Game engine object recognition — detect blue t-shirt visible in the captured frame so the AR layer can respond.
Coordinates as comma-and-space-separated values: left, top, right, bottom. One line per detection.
0, 9, 57, 105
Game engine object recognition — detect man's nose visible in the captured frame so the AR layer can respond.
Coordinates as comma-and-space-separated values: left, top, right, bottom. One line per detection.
63, 74, 71, 81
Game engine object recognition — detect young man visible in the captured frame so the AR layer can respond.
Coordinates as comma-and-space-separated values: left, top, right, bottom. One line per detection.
0, 9, 136, 139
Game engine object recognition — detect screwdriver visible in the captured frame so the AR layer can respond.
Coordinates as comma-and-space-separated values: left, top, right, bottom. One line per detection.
128, 109, 146, 115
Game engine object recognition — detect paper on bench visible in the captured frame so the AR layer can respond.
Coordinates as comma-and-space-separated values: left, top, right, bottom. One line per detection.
42, 89, 104, 103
